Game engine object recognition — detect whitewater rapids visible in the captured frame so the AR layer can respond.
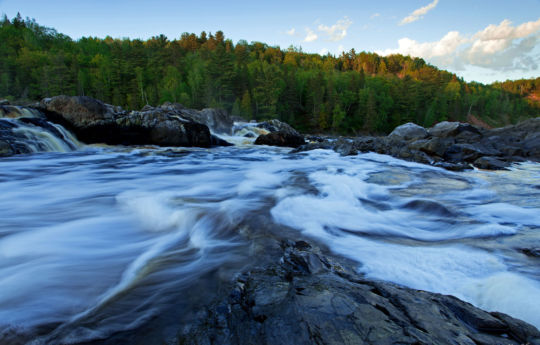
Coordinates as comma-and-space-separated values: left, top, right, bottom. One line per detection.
0, 143, 539, 344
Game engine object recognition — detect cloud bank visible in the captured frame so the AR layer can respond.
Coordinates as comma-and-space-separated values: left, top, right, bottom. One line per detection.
400, 0, 439, 25
379, 18, 540, 72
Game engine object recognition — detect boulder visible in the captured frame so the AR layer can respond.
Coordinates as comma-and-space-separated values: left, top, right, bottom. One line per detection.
257, 119, 300, 136
429, 121, 482, 139
255, 131, 305, 148
473, 157, 510, 170
444, 143, 501, 163
333, 138, 356, 156
40, 95, 114, 127
160, 103, 234, 135
178, 241, 540, 345
408, 137, 454, 157
388, 122, 428, 141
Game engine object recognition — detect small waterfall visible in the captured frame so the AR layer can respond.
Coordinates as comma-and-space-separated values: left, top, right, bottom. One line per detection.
212, 122, 270, 146
0, 106, 81, 155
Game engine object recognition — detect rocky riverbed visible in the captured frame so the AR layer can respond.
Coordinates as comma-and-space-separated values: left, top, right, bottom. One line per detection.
294, 120, 540, 171
1, 95, 539, 172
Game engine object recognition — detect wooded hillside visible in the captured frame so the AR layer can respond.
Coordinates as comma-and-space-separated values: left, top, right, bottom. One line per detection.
1, 14, 538, 134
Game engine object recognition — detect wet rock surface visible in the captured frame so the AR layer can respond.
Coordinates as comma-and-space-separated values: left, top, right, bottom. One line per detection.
254, 131, 306, 148
177, 241, 540, 345
38, 95, 231, 147
295, 119, 540, 170
254, 119, 306, 148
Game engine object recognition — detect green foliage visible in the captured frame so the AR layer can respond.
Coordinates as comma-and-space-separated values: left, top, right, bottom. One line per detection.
1, 14, 538, 134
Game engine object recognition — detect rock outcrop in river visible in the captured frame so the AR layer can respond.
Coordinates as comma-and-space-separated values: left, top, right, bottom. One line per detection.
294, 118, 540, 170
178, 240, 540, 345
38, 96, 233, 147
253, 119, 306, 148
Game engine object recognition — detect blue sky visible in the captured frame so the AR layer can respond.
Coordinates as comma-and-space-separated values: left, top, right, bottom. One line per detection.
1, 0, 539, 84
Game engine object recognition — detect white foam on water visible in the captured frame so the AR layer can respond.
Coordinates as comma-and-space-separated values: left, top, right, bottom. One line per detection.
273, 167, 518, 241
468, 202, 540, 226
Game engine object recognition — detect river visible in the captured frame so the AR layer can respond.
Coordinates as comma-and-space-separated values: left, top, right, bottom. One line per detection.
0, 128, 539, 344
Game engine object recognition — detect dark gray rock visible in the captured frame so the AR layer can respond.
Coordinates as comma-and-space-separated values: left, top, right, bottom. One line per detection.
520, 248, 540, 258
473, 156, 510, 170
39, 96, 229, 148
177, 241, 540, 345
255, 131, 305, 148
433, 161, 473, 171
429, 121, 482, 139
161, 103, 234, 135
408, 137, 455, 157
444, 143, 501, 163
333, 138, 356, 156
257, 119, 300, 136
290, 141, 335, 153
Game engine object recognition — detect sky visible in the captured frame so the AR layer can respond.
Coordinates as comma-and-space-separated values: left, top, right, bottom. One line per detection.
1, 0, 539, 84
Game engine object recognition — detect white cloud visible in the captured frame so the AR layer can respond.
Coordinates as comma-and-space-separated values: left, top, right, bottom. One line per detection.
473, 19, 540, 41
304, 28, 318, 42
286, 28, 296, 36
320, 48, 329, 55
378, 18, 540, 73
370, 13, 380, 19
400, 0, 439, 25
338, 45, 345, 54
464, 19, 540, 70
378, 31, 468, 59
317, 17, 353, 41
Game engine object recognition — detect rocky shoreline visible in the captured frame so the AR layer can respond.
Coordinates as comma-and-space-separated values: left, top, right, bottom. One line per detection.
1, 95, 539, 172
294, 119, 540, 171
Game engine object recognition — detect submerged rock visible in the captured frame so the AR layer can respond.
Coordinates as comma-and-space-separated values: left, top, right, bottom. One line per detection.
0, 139, 13, 156
178, 241, 540, 345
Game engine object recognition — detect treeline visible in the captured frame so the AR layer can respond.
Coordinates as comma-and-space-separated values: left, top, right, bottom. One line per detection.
1, 14, 538, 134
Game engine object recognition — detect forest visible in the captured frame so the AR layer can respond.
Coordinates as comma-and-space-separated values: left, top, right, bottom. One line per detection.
1, 13, 539, 134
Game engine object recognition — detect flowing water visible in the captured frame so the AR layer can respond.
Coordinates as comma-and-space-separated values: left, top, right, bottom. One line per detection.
0, 121, 539, 344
